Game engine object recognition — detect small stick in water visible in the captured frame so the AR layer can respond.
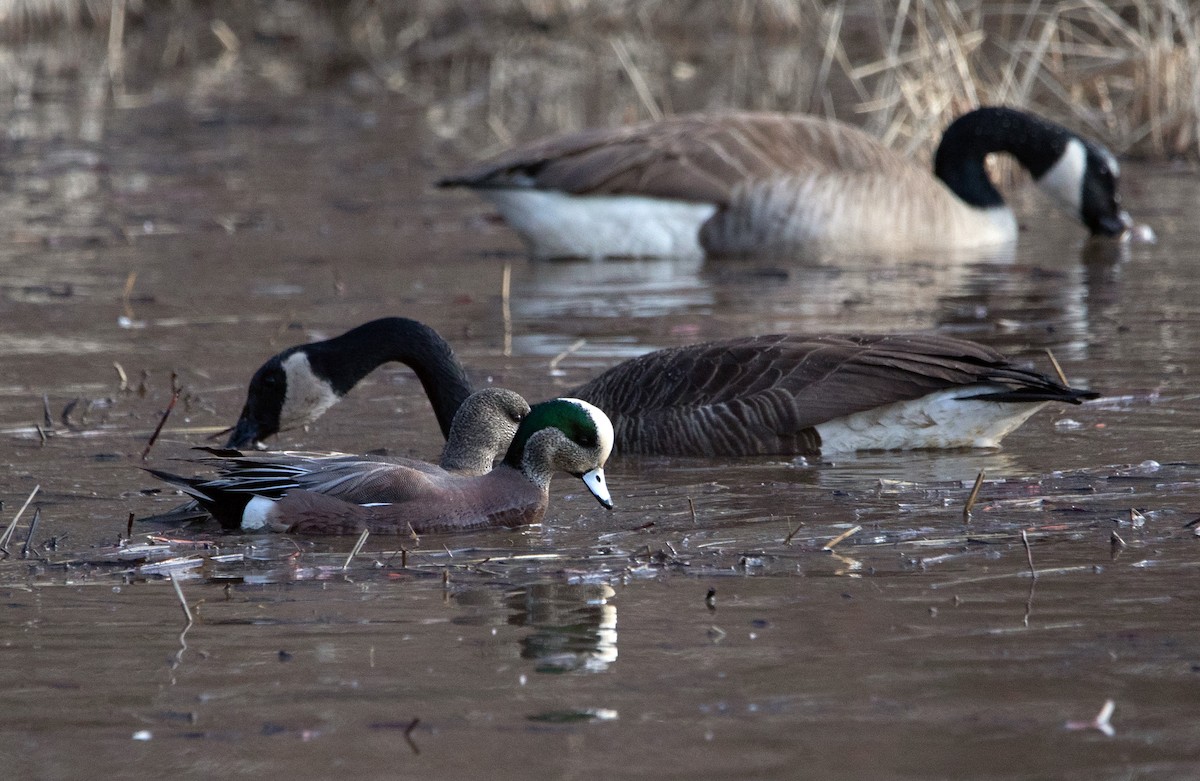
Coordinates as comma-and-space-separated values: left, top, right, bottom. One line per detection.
0, 485, 40, 555
548, 339, 586, 375
141, 387, 180, 461
21, 507, 41, 559
963, 469, 985, 521
687, 496, 697, 525
1021, 529, 1038, 580
42, 394, 54, 430
823, 525, 861, 551
126, 512, 135, 539
170, 574, 194, 627
403, 718, 421, 755
501, 262, 512, 357
1065, 699, 1115, 737
343, 528, 370, 571
1044, 348, 1070, 387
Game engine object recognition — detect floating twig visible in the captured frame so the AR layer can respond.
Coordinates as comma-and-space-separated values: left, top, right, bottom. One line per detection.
548, 339, 586, 375
1044, 348, 1069, 387
170, 573, 194, 668
21, 507, 41, 559
823, 525, 861, 551
121, 271, 137, 320
687, 496, 697, 525
404, 718, 421, 755
60, 398, 79, 428
501, 262, 512, 357
0, 485, 40, 555
113, 361, 128, 393
1021, 529, 1038, 580
1065, 699, 1115, 737
783, 519, 804, 545
963, 469, 985, 520
343, 528, 370, 571
42, 394, 54, 430
141, 386, 180, 461
125, 511, 135, 539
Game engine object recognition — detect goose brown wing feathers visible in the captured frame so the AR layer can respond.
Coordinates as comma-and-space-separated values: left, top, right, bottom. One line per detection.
439, 113, 900, 206
572, 333, 1094, 456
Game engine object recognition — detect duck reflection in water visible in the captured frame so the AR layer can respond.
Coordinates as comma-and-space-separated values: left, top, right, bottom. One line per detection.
453, 582, 618, 673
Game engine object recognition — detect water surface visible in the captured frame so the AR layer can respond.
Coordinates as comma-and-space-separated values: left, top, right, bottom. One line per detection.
1, 59, 1198, 781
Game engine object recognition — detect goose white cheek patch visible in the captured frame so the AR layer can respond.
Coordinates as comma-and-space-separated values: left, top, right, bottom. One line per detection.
279, 352, 340, 430
1037, 138, 1087, 216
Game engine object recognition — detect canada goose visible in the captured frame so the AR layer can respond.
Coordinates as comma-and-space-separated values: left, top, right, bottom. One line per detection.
149, 397, 614, 535
223, 317, 1099, 458
438, 107, 1132, 258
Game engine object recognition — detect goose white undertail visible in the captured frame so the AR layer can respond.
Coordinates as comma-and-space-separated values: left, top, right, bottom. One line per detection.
813, 386, 1048, 452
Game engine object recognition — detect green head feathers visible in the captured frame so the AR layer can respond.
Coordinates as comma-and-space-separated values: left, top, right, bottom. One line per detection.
503, 398, 614, 468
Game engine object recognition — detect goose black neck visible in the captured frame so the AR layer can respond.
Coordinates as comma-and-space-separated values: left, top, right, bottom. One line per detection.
934, 107, 1070, 208
303, 318, 474, 439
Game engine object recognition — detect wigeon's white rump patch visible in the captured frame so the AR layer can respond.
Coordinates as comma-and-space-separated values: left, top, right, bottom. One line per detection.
242, 496, 276, 530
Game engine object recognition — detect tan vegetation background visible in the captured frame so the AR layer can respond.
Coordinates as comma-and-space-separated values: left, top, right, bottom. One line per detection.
1, 0, 1197, 162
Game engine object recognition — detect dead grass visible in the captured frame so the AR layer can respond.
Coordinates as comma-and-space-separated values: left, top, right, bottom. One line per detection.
399, 0, 1200, 161
1, 0, 1197, 159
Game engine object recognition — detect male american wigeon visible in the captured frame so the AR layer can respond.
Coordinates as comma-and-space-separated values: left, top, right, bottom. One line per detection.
149, 396, 614, 535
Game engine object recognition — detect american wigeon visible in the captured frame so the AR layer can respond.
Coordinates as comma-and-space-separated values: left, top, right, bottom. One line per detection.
150, 397, 614, 535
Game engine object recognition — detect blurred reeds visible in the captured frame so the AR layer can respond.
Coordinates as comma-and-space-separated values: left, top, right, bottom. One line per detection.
2, 0, 1197, 160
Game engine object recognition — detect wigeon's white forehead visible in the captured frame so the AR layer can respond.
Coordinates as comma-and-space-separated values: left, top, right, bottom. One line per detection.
563, 397, 615, 463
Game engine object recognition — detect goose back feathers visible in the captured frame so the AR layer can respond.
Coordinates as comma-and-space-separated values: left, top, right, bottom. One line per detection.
440, 107, 1131, 258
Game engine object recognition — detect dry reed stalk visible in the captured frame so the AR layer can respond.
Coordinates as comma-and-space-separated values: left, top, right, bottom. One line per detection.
0, 485, 40, 554
822, 524, 861, 551
343, 528, 370, 571
962, 469, 985, 520
1044, 349, 1069, 386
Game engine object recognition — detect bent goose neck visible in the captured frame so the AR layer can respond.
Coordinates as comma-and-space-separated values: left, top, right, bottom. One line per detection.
305, 317, 474, 438
933, 107, 1069, 209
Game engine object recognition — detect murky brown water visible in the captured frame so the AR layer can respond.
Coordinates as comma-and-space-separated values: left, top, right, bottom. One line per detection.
2, 47, 1199, 781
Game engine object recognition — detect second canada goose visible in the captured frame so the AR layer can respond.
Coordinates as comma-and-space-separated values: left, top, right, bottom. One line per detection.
438, 106, 1132, 258
223, 317, 1099, 458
